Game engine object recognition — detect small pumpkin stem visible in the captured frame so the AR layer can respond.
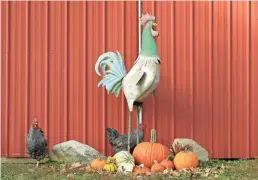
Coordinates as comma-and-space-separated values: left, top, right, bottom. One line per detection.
139, 164, 144, 168
153, 160, 158, 164
96, 155, 102, 160
150, 129, 156, 143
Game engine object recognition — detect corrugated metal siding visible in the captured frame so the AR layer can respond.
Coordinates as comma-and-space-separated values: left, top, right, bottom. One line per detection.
1, 1, 258, 158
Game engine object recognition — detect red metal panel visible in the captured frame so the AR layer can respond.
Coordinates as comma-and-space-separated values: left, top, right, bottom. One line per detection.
48, 1, 68, 150
174, 1, 195, 140
231, 1, 250, 158
192, 1, 212, 157
212, 1, 232, 158
4, 1, 29, 157
86, 1, 107, 154
1, 1, 258, 158
1, 1, 9, 157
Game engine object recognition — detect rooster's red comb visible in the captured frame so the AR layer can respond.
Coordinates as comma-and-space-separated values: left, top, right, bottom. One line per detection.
140, 13, 155, 26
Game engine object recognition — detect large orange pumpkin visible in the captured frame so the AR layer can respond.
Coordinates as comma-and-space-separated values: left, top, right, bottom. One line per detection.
132, 129, 170, 168
173, 150, 199, 170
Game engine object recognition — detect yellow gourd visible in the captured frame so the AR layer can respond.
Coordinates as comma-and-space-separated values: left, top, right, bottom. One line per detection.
103, 156, 117, 172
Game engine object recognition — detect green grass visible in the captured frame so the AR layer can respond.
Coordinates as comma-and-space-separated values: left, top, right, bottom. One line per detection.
1, 159, 258, 180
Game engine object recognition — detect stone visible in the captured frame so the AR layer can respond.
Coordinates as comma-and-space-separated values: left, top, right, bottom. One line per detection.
172, 138, 209, 161
49, 140, 106, 164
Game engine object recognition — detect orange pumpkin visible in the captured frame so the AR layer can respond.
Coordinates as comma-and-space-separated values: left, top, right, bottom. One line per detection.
151, 160, 165, 173
133, 129, 170, 168
133, 164, 150, 174
160, 159, 174, 169
173, 150, 199, 170
91, 156, 106, 169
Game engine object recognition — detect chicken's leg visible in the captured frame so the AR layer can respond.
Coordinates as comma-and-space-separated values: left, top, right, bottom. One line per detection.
139, 105, 143, 124
127, 111, 132, 152
36, 161, 39, 168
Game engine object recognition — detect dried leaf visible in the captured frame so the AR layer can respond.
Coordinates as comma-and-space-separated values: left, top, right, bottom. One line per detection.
67, 174, 75, 180
60, 168, 66, 175
163, 168, 172, 174
172, 171, 180, 177
70, 162, 82, 169
203, 172, 210, 177
205, 168, 211, 173
146, 172, 152, 176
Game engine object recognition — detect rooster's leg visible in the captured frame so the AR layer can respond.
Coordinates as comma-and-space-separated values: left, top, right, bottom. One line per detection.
136, 106, 140, 144
127, 111, 132, 152
136, 107, 139, 144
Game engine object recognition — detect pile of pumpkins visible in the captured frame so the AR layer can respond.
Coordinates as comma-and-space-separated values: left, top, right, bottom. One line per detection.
91, 129, 199, 175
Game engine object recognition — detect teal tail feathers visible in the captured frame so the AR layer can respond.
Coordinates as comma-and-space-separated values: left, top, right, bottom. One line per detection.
95, 51, 127, 97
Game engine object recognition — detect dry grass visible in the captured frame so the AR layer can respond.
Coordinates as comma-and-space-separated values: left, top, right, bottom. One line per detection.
1, 158, 258, 180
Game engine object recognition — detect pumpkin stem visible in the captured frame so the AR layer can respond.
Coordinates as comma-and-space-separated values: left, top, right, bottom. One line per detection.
96, 155, 102, 160
150, 129, 156, 143
153, 160, 158, 164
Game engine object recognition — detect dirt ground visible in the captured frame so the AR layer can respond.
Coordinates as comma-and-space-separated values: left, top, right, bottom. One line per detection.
1, 158, 258, 180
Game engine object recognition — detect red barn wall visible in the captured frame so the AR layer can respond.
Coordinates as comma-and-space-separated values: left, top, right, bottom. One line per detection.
1, 1, 258, 158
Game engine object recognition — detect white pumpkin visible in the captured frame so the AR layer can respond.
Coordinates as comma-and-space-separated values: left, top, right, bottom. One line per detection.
113, 151, 135, 167
117, 163, 134, 174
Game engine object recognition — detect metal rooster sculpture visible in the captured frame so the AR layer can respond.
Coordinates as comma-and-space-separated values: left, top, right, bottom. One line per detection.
95, 13, 160, 153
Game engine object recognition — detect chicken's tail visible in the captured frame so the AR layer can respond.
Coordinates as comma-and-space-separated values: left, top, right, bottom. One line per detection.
95, 51, 127, 97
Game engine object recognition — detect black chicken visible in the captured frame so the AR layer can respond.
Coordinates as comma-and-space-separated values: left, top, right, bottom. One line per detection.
106, 124, 145, 154
26, 118, 48, 168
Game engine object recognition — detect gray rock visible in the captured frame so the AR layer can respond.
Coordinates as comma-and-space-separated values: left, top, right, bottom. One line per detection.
49, 140, 106, 164
172, 138, 209, 161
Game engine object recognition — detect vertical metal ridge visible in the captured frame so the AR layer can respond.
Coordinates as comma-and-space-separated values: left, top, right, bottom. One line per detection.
171, 1, 175, 141
121, 1, 125, 134
56, 3, 61, 142
250, 1, 258, 157
247, 1, 251, 157
0, 0, 2, 156
208, 1, 213, 158
64, 1, 68, 141
102, 1, 106, 155
24, 1, 30, 156
152, 0, 156, 130
190, 1, 194, 140
82, 1, 87, 143
138, 0, 141, 53
227, 1, 232, 158
44, 2, 50, 146
85, 1, 88, 144
14, 3, 18, 155
4, 1, 10, 156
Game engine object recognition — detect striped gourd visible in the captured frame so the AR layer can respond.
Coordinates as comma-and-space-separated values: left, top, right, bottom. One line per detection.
114, 151, 135, 167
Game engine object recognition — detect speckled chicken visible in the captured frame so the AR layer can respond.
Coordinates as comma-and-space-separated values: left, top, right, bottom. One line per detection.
26, 118, 48, 168
106, 124, 145, 154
